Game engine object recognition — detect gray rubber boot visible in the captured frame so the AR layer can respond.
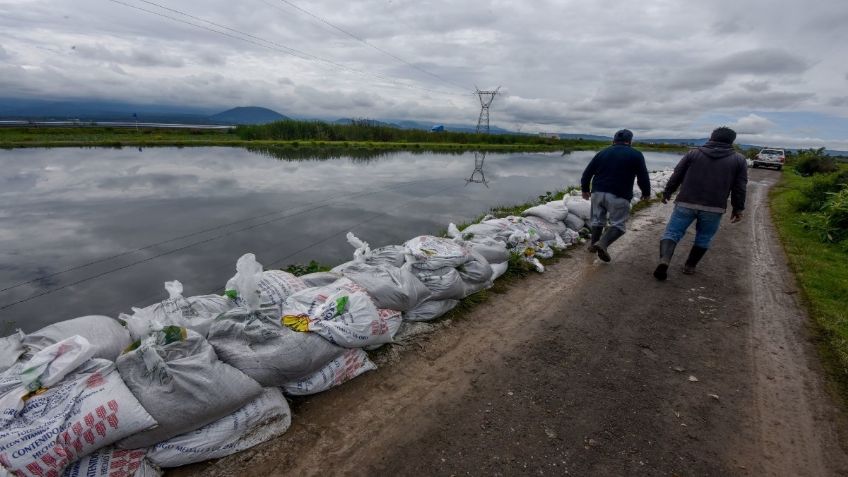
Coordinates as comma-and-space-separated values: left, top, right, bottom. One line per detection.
595, 227, 625, 262
653, 239, 677, 281
683, 246, 708, 274
587, 226, 604, 252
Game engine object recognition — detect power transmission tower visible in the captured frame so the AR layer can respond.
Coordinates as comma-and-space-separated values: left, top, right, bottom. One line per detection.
466, 152, 489, 187
475, 86, 501, 134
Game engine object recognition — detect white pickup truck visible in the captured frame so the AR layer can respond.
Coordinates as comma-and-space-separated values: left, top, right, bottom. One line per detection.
752, 148, 786, 170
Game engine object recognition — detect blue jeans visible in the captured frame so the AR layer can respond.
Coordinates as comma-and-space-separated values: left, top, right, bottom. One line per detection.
661, 205, 723, 249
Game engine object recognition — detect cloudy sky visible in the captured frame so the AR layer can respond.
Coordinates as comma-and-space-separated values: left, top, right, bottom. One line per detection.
1, 0, 846, 148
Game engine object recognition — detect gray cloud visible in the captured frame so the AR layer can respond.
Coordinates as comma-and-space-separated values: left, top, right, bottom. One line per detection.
98, 173, 200, 190
73, 44, 185, 67
666, 49, 810, 91
0, 0, 844, 146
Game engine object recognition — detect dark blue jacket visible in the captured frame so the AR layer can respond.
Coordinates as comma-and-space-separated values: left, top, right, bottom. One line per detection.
581, 144, 650, 201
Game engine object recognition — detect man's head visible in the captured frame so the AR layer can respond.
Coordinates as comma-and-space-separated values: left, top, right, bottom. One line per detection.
613, 129, 633, 145
710, 126, 736, 145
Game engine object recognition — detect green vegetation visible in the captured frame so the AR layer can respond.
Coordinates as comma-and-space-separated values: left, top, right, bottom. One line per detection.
770, 154, 848, 389
285, 260, 333, 276
794, 147, 840, 176
0, 120, 690, 153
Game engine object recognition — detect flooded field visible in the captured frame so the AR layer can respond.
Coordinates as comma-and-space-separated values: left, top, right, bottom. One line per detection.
0, 147, 681, 331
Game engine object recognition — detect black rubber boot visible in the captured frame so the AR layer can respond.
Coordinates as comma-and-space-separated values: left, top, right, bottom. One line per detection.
595, 227, 625, 262
587, 226, 604, 252
653, 239, 677, 281
683, 246, 708, 274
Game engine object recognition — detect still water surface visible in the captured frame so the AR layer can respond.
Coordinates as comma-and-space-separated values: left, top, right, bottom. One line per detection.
0, 147, 682, 332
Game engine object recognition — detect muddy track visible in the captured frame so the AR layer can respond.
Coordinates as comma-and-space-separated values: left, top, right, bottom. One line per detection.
173, 168, 848, 476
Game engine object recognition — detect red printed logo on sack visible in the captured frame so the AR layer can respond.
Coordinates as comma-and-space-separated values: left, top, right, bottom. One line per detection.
85, 372, 105, 388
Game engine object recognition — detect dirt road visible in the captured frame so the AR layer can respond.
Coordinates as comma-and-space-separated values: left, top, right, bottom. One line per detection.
175, 168, 848, 476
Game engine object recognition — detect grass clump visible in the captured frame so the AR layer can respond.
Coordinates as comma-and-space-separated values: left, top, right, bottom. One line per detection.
793, 147, 839, 176
284, 260, 332, 276
770, 163, 848, 391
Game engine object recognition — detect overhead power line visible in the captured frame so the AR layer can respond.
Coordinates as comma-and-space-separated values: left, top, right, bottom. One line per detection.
107, 0, 466, 97
266, 0, 471, 93
0, 177, 444, 311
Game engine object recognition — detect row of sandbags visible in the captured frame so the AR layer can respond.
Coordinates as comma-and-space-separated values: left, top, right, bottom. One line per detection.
0, 170, 673, 477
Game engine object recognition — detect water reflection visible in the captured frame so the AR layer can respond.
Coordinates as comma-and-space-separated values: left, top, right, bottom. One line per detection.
465, 152, 489, 187
0, 147, 682, 332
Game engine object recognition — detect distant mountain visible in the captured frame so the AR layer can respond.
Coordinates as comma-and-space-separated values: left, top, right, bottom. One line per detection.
0, 97, 215, 123
208, 107, 288, 125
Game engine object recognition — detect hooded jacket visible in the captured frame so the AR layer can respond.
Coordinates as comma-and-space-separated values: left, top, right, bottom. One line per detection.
663, 141, 747, 213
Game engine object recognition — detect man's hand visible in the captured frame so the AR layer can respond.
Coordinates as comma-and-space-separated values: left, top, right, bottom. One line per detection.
730, 211, 743, 223
582, 191, 591, 201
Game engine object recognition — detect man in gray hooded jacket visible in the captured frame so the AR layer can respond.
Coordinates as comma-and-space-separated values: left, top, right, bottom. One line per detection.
653, 126, 747, 280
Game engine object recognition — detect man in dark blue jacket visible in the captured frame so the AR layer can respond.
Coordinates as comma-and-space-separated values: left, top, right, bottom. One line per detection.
580, 129, 651, 262
653, 126, 747, 280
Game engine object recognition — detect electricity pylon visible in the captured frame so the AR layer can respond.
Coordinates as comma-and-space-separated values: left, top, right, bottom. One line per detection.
475, 86, 501, 134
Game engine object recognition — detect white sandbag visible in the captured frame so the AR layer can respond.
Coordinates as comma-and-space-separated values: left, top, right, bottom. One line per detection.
23, 316, 132, 362
225, 255, 306, 311
116, 327, 262, 449
564, 213, 585, 231
331, 262, 431, 311
147, 388, 291, 468
466, 236, 510, 264
299, 271, 343, 288
459, 222, 508, 240
563, 197, 591, 221
281, 283, 402, 348
0, 332, 25, 372
520, 216, 562, 243
457, 252, 493, 286
208, 259, 346, 385
491, 261, 509, 280
61, 448, 161, 477
446, 224, 509, 264
121, 281, 232, 340
18, 335, 95, 393
524, 215, 568, 236
402, 299, 460, 322
412, 266, 466, 301
282, 349, 375, 396
404, 236, 472, 270
366, 245, 407, 268
522, 200, 569, 223
0, 346, 155, 477
560, 228, 581, 245
344, 233, 406, 268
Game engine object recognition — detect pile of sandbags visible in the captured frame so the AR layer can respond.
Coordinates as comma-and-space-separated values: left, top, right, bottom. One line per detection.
207, 255, 348, 387
0, 336, 156, 477
115, 326, 262, 449
2, 170, 682, 475
402, 235, 495, 321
